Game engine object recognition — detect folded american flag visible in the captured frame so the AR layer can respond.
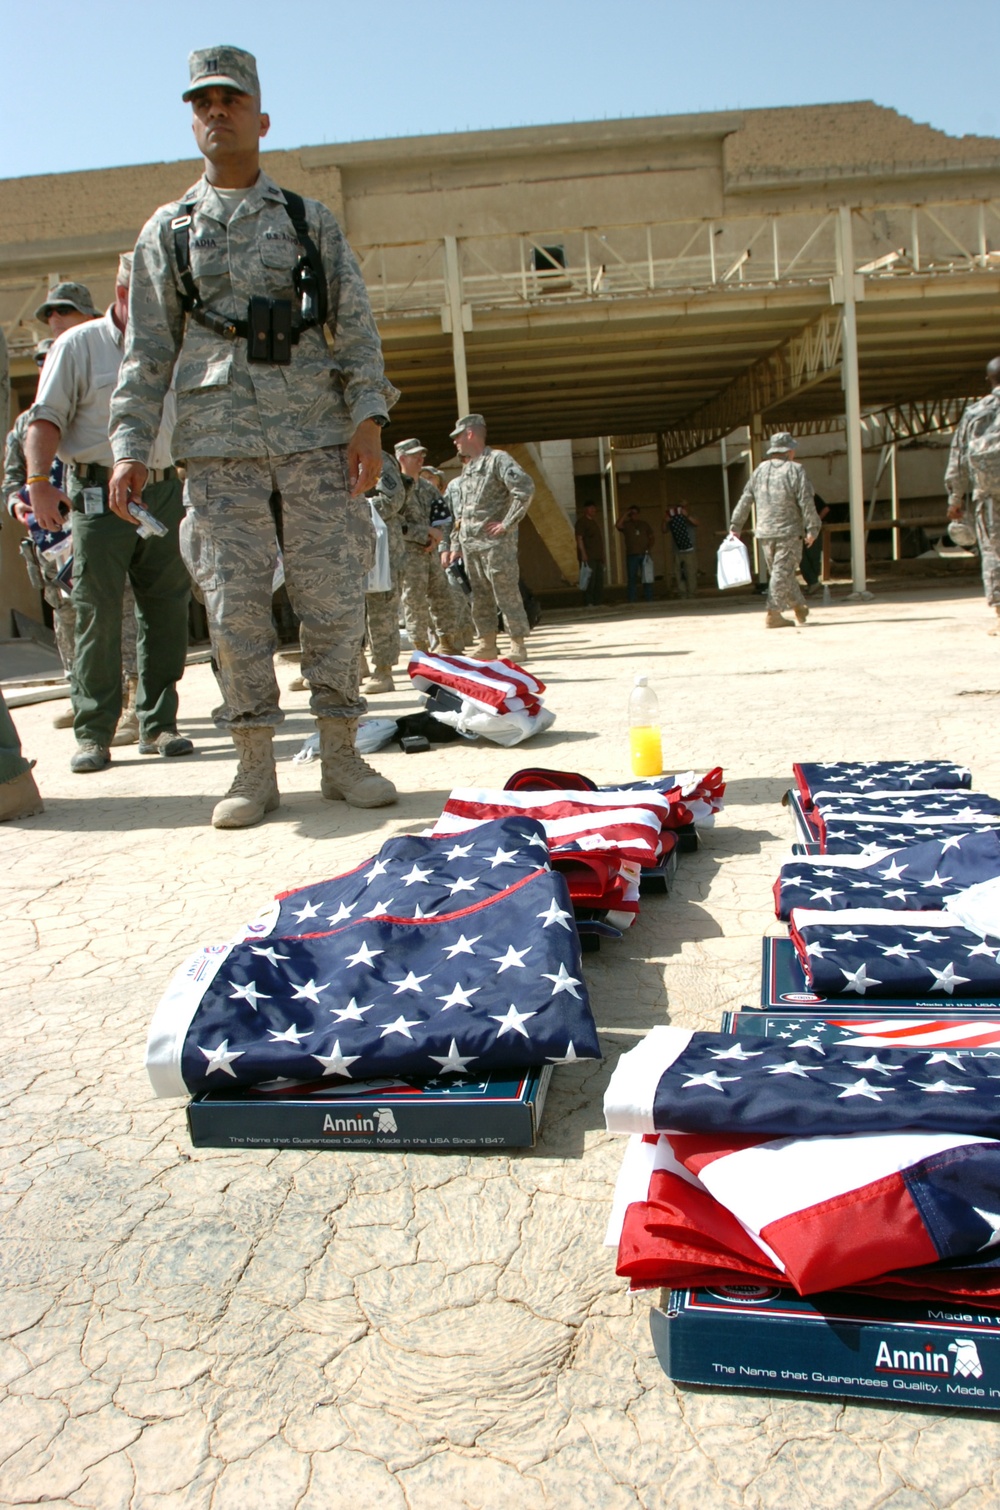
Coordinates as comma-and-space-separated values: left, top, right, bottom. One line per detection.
818, 818, 1000, 855
789, 903, 1000, 1000
794, 762, 972, 809
600, 768, 726, 828
147, 819, 599, 1097
607, 1131, 1000, 1299
408, 650, 545, 716
775, 830, 1000, 919
603, 1023, 1000, 1137
432, 786, 683, 865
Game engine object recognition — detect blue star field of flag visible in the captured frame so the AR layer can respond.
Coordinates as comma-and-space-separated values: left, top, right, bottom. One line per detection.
795, 761, 972, 804
819, 819, 1000, 855
793, 912, 1000, 1001
776, 830, 1000, 919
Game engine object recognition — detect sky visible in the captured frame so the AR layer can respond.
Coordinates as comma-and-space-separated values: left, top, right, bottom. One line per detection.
3, 0, 999, 180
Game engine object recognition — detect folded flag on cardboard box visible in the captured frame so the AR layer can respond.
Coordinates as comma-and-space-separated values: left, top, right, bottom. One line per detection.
775, 829, 1000, 920
793, 762, 972, 809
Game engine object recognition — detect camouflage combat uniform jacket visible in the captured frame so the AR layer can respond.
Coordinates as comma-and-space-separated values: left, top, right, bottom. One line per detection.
400, 474, 443, 550
372, 451, 405, 576
110, 171, 398, 464
945, 389, 1000, 509
449, 448, 535, 552
730, 458, 821, 540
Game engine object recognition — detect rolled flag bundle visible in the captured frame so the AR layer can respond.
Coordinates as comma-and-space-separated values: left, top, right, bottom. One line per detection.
147, 818, 599, 1097
408, 650, 553, 745
793, 762, 972, 809
775, 829, 1000, 920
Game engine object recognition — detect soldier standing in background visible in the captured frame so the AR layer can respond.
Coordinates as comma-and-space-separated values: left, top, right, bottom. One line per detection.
423, 464, 476, 644
108, 46, 399, 827
442, 414, 534, 662
729, 431, 820, 628
396, 437, 464, 655
362, 449, 405, 694
946, 356, 1000, 635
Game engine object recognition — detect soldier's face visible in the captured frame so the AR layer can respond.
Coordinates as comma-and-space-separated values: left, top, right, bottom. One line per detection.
190, 87, 270, 162
47, 309, 88, 338
399, 451, 426, 480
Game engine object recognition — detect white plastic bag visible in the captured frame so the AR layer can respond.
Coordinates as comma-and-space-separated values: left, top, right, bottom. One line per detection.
578, 562, 593, 591
716, 534, 752, 589
430, 699, 555, 747
641, 552, 655, 584
364, 503, 391, 593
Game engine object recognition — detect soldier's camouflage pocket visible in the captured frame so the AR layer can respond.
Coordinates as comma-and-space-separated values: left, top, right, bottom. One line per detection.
179, 508, 222, 592
175, 352, 233, 444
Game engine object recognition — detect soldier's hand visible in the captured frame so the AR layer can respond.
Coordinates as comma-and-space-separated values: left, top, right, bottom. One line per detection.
805, 533, 816, 547
12, 499, 32, 525
27, 480, 72, 533
108, 461, 150, 524
947, 500, 965, 522
728, 529, 742, 541
484, 521, 506, 538
348, 419, 383, 498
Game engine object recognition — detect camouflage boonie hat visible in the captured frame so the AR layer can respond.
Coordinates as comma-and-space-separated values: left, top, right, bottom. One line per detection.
183, 46, 260, 101
450, 413, 486, 439
34, 281, 98, 322
394, 437, 427, 457
766, 431, 797, 455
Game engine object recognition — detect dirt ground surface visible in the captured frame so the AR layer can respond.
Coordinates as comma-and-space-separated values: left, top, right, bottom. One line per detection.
3, 583, 1000, 1510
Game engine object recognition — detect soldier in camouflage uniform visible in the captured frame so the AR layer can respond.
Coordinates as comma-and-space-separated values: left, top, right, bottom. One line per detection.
442, 414, 535, 662
108, 46, 399, 828
424, 465, 476, 643
363, 450, 405, 694
395, 437, 465, 656
729, 431, 821, 628
946, 357, 1000, 635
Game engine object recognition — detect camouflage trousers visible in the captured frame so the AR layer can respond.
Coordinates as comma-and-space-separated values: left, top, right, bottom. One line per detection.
759, 536, 806, 612
975, 497, 1000, 607
444, 562, 476, 641
182, 447, 375, 729
401, 544, 465, 648
366, 569, 402, 667
463, 538, 529, 640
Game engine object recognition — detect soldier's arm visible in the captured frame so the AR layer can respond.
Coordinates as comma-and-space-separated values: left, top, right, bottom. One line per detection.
318, 206, 399, 430
795, 466, 822, 540
401, 481, 432, 546
26, 337, 81, 529
494, 453, 535, 532
373, 453, 405, 520
110, 215, 184, 471
3, 419, 27, 516
944, 414, 970, 514
729, 475, 756, 535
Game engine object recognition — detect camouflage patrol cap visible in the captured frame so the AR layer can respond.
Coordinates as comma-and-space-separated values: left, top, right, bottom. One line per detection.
34, 281, 98, 322
450, 413, 486, 438
394, 437, 427, 458
183, 46, 260, 101
33, 338, 53, 367
766, 430, 797, 455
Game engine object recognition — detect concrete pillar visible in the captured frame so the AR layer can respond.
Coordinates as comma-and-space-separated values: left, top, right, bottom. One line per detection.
443, 236, 470, 418
836, 206, 871, 599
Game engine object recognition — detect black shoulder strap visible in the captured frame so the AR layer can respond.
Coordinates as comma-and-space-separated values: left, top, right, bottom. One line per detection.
170, 200, 201, 312
280, 189, 328, 328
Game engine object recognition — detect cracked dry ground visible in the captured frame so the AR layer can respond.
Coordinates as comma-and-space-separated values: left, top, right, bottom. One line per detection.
3, 585, 1000, 1509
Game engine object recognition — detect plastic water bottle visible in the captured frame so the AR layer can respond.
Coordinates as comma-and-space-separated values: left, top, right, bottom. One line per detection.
628, 674, 662, 778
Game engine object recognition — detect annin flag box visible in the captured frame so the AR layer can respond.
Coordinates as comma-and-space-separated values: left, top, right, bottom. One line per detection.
758, 936, 1000, 1013
651, 1286, 1000, 1413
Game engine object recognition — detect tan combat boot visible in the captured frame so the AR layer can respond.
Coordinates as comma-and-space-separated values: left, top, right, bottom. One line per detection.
318, 718, 397, 808
212, 727, 279, 829
508, 636, 529, 663
289, 675, 310, 692
0, 769, 44, 821
52, 704, 75, 729
793, 605, 809, 625
363, 665, 395, 694
765, 610, 793, 628
469, 635, 498, 660
988, 607, 1000, 636
411, 638, 430, 653
435, 636, 460, 655
111, 676, 139, 745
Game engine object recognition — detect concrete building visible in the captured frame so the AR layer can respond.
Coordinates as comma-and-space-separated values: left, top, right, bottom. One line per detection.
3, 101, 1000, 626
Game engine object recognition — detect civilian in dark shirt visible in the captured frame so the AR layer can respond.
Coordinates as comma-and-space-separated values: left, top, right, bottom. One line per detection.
616, 505, 654, 602
575, 503, 606, 606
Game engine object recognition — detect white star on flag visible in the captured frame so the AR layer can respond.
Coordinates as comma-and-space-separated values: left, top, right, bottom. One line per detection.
919, 871, 949, 889
845, 1055, 901, 1076
882, 889, 913, 903
840, 964, 881, 994
966, 941, 1000, 959
541, 963, 582, 998
790, 1036, 826, 1054
911, 932, 947, 944
362, 900, 393, 919
267, 1023, 311, 1044
412, 904, 439, 919
229, 980, 271, 1009
379, 1015, 421, 1039
537, 899, 573, 931
764, 1061, 813, 1078
291, 979, 329, 1004
250, 946, 289, 965
401, 863, 433, 886
490, 1004, 537, 1038
447, 876, 479, 895
806, 941, 833, 958
527, 833, 549, 850
492, 944, 532, 972
940, 834, 965, 852
330, 998, 371, 1023
547, 1042, 580, 1064
199, 1039, 244, 1077
312, 1041, 360, 1076
389, 971, 431, 994
880, 943, 917, 959
909, 1079, 975, 1095
292, 900, 320, 922
436, 982, 481, 1011
926, 1051, 967, 1070
344, 941, 383, 968
489, 846, 519, 868
429, 1039, 478, 1074
808, 887, 841, 904
680, 1071, 740, 1093
327, 902, 356, 925
442, 933, 481, 958
832, 931, 865, 942
973, 1208, 1000, 1249
878, 860, 907, 881
927, 962, 971, 995
832, 1077, 894, 1102
707, 1044, 763, 1061
443, 842, 474, 860
365, 859, 389, 884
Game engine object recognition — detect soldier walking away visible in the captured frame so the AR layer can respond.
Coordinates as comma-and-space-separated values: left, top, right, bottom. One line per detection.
442, 414, 534, 662
946, 356, 1000, 635
395, 437, 464, 657
26, 255, 193, 772
729, 431, 821, 628
362, 449, 405, 695
108, 46, 399, 828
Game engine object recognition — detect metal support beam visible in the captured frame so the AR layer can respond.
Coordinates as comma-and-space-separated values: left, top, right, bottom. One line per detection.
443, 235, 471, 417
836, 206, 871, 599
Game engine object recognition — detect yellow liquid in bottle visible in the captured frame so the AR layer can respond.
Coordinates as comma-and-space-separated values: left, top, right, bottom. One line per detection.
629, 726, 663, 778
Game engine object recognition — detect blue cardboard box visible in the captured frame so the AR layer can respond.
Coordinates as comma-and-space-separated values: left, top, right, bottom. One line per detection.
188, 1064, 552, 1150
758, 936, 1000, 1014
651, 1287, 1000, 1412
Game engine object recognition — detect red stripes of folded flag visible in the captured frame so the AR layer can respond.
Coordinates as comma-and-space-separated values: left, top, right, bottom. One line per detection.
408, 650, 545, 716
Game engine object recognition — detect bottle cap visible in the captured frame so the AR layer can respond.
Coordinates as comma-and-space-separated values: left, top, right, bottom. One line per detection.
634, 674, 648, 687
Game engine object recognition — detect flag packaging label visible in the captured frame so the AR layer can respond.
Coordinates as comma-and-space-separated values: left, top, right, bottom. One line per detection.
727, 1010, 1000, 1051
758, 937, 1000, 1013
188, 1065, 552, 1150
651, 1287, 1000, 1412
